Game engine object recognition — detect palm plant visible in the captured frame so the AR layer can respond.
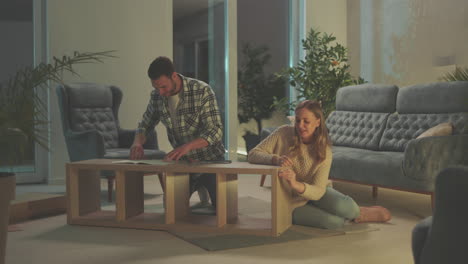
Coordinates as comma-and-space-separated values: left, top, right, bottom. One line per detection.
0, 51, 116, 168
439, 66, 468, 81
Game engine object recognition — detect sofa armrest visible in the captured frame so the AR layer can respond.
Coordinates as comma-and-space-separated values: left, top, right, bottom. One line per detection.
403, 134, 468, 184
64, 130, 105, 161
118, 128, 158, 149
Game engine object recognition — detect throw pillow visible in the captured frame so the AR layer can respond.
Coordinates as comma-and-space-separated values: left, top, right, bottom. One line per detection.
416, 122, 453, 139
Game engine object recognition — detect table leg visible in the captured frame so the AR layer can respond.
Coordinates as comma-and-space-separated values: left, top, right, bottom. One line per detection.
216, 173, 238, 227
116, 171, 144, 221
165, 172, 189, 224
271, 171, 292, 236
67, 166, 100, 223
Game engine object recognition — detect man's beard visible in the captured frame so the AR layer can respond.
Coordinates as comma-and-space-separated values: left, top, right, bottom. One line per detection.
168, 79, 178, 96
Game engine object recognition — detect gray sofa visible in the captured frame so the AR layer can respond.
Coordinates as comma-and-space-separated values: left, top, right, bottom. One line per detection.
325, 82, 468, 200
260, 81, 468, 201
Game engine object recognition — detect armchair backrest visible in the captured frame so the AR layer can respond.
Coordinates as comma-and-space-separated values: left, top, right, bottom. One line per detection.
419, 166, 468, 264
56, 82, 122, 149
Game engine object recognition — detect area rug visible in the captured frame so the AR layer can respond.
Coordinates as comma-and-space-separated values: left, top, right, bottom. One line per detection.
143, 196, 379, 251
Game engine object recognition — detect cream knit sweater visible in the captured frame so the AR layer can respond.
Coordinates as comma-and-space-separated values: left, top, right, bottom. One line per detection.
248, 125, 332, 209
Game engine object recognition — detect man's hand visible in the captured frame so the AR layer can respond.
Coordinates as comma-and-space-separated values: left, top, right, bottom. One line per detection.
164, 144, 191, 161
130, 143, 144, 160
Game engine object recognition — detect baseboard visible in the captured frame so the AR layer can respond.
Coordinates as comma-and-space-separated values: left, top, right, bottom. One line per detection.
9, 192, 66, 224
48, 178, 65, 185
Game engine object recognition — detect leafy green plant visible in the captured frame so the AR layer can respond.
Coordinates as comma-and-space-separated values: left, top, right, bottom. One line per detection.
0, 51, 116, 167
238, 43, 285, 146
275, 28, 364, 117
439, 66, 468, 81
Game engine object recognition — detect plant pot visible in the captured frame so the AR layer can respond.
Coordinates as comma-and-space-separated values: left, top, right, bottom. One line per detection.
243, 133, 261, 154
0, 173, 15, 264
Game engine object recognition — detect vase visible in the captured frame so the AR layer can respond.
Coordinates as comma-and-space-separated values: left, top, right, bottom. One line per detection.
0, 172, 15, 264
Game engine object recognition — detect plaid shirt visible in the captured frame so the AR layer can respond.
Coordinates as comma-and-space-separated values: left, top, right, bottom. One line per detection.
137, 74, 225, 161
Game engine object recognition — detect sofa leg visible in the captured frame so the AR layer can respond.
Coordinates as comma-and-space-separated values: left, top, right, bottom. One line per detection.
107, 176, 115, 202
431, 193, 434, 210
260, 174, 267, 187
372, 186, 378, 200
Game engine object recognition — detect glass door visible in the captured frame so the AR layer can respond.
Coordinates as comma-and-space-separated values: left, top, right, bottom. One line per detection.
173, 0, 233, 158
0, 0, 47, 183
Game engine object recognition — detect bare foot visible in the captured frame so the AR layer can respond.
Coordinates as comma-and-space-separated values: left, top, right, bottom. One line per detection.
354, 206, 391, 223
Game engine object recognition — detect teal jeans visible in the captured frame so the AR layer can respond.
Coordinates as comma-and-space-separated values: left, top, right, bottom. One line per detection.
292, 187, 360, 229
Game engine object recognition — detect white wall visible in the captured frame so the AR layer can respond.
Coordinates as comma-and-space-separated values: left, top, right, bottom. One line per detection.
47, 0, 173, 184
305, 0, 347, 47
347, 0, 468, 86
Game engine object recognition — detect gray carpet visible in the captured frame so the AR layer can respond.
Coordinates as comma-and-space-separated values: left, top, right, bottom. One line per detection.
143, 196, 378, 251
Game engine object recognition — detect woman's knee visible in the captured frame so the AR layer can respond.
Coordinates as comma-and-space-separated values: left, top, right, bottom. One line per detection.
292, 205, 346, 229
315, 188, 360, 220
334, 197, 360, 220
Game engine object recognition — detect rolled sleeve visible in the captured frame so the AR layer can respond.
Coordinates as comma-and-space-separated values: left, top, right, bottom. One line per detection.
248, 127, 283, 165
199, 88, 223, 145
137, 91, 160, 137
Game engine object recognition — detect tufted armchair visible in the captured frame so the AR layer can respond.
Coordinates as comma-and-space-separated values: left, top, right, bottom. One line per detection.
411, 166, 468, 264
56, 82, 166, 202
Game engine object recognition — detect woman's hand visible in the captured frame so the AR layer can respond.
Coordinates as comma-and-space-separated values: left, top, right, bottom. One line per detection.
273, 155, 293, 167
278, 168, 305, 194
278, 167, 297, 183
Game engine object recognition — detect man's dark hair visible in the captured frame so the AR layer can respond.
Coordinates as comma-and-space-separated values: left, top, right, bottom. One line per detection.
147, 56, 175, 80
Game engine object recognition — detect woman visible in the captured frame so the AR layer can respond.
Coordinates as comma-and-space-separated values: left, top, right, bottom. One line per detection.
248, 100, 391, 229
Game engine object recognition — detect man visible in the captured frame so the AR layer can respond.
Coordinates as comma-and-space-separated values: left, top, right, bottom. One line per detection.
130, 56, 226, 208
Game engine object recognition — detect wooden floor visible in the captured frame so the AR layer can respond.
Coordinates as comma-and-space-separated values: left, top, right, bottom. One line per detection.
9, 193, 66, 224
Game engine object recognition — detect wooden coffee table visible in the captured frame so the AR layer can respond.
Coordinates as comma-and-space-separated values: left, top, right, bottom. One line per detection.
66, 159, 292, 236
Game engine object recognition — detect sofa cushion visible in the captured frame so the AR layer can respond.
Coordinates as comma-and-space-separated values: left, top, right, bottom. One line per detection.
330, 146, 433, 192
379, 113, 468, 152
326, 111, 390, 150
336, 84, 398, 113
397, 81, 468, 114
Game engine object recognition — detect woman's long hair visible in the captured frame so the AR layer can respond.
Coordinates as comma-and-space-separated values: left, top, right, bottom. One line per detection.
288, 100, 331, 164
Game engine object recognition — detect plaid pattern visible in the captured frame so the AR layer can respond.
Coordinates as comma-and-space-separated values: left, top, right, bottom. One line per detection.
137, 74, 225, 161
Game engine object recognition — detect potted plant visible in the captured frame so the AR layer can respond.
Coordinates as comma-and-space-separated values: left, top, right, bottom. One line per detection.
238, 43, 285, 152
0, 51, 115, 264
274, 28, 364, 118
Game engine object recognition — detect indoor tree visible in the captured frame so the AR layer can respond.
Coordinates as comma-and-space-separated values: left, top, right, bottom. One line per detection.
238, 43, 285, 151
275, 28, 364, 118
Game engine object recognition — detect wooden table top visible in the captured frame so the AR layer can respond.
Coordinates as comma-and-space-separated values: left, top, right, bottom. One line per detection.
67, 159, 280, 175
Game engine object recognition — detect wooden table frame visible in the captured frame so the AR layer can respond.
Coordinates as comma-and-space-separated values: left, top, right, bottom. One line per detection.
66, 159, 292, 236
